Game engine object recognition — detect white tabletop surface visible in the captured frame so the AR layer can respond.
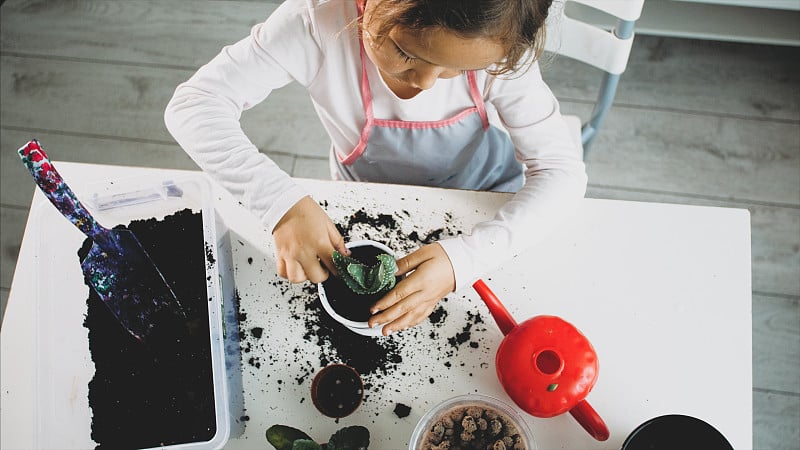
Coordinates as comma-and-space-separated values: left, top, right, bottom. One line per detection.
1, 162, 752, 449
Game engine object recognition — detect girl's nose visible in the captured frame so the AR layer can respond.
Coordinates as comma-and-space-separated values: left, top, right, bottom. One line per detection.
412, 65, 454, 90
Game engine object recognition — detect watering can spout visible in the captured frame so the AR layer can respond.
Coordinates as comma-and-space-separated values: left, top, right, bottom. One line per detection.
473, 279, 517, 335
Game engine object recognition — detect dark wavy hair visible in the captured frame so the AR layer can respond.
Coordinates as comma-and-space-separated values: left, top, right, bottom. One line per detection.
361, 0, 554, 75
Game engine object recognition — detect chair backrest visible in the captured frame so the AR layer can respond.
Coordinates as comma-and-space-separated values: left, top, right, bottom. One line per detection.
544, 0, 645, 152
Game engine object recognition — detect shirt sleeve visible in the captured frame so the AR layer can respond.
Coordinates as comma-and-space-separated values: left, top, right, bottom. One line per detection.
437, 63, 588, 291
164, 0, 323, 232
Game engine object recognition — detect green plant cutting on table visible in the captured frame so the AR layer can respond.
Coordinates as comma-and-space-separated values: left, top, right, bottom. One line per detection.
266, 424, 370, 450
332, 250, 397, 295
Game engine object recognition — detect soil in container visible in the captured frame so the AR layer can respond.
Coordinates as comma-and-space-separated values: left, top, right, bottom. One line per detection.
310, 364, 364, 418
81, 208, 216, 449
322, 244, 400, 322
419, 404, 529, 450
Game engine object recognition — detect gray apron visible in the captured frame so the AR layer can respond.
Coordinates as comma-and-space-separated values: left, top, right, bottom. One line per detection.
333, 37, 524, 193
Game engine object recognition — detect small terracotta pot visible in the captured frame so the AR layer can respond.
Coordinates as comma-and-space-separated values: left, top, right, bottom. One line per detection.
310, 364, 364, 418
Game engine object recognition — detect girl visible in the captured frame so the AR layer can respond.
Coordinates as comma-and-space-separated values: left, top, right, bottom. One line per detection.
165, 0, 587, 336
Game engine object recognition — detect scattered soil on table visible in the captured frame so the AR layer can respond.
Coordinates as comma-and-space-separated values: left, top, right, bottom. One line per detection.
81, 209, 216, 449
419, 404, 528, 450
394, 403, 412, 418
235, 206, 496, 418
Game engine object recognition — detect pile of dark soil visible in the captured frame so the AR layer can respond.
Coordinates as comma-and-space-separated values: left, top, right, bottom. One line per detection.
81, 209, 216, 449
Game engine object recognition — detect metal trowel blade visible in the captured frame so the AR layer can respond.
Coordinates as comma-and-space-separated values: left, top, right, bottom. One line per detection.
82, 228, 185, 342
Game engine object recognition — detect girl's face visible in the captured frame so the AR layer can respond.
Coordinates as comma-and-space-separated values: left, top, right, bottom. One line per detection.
362, 2, 506, 97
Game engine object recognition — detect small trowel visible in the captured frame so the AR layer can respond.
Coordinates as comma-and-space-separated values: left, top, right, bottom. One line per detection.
18, 139, 185, 341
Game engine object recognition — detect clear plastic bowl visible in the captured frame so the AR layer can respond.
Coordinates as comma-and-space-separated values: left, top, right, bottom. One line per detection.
409, 394, 537, 450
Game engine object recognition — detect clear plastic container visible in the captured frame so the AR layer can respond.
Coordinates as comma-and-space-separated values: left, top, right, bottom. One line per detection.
409, 394, 537, 450
32, 172, 241, 449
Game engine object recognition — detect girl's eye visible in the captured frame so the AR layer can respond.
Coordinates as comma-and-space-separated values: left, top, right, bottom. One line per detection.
393, 44, 416, 63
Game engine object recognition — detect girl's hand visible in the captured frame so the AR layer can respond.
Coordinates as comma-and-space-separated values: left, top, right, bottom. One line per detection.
272, 196, 348, 284
368, 243, 455, 335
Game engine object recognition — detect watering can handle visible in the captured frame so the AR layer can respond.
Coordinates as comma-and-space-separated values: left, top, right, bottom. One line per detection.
569, 399, 610, 441
472, 279, 517, 335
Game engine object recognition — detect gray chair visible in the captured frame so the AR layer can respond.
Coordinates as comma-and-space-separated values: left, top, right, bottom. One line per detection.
545, 0, 645, 157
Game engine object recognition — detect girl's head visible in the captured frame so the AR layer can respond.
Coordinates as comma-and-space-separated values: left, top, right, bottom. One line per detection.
361, 0, 553, 92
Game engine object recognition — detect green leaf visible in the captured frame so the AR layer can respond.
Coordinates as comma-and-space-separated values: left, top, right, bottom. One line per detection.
332, 251, 360, 275
346, 263, 369, 289
375, 254, 397, 290
327, 425, 370, 450
266, 425, 314, 450
292, 439, 323, 450
332, 249, 397, 296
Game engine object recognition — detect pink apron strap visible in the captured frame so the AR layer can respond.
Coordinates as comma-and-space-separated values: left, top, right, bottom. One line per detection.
466, 71, 490, 131
340, 1, 372, 165
339, 42, 374, 165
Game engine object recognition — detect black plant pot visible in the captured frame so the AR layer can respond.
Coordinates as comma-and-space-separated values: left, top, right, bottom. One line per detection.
621, 415, 733, 450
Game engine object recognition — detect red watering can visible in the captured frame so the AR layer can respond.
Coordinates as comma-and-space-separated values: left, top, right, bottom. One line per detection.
473, 279, 610, 441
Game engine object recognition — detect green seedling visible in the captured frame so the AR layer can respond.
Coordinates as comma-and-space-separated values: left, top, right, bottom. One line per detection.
266, 424, 370, 450
332, 250, 397, 295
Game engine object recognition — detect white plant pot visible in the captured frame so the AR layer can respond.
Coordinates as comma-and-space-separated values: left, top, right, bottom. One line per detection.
317, 239, 396, 337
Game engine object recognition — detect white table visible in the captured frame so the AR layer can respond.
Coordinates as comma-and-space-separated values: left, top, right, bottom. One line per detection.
1, 162, 752, 449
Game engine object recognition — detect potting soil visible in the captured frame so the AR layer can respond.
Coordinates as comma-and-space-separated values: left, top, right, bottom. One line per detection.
81, 209, 216, 449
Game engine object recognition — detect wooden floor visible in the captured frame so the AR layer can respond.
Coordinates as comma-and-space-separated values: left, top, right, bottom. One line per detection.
1, 1, 798, 448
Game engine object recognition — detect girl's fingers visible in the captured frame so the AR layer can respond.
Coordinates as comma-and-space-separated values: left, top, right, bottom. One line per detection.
282, 259, 308, 283
369, 278, 415, 316
379, 302, 438, 336
321, 223, 348, 276
279, 251, 331, 284
276, 257, 287, 279
329, 223, 350, 256
273, 195, 343, 283
304, 260, 330, 284
368, 286, 426, 329
394, 249, 426, 276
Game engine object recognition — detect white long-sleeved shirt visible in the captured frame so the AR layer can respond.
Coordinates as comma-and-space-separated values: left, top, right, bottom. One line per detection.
164, 0, 588, 291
